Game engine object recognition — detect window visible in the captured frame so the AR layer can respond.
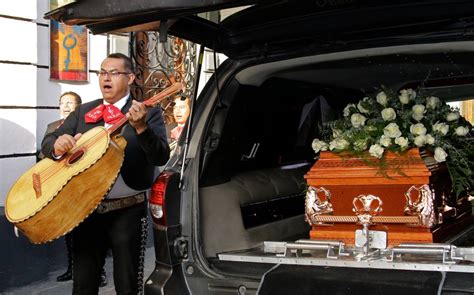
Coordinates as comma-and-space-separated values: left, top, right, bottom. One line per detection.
107, 34, 129, 55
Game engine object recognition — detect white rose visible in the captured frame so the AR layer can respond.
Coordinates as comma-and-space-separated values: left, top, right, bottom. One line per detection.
414, 135, 426, 147
399, 89, 415, 104
410, 123, 427, 136
379, 135, 392, 147
407, 89, 417, 99
432, 122, 449, 135
411, 104, 426, 121
369, 144, 384, 159
357, 97, 370, 114
329, 138, 350, 151
455, 126, 470, 136
353, 139, 368, 151
376, 91, 388, 106
434, 147, 448, 163
312, 139, 329, 153
350, 113, 367, 128
399, 92, 410, 104
343, 103, 356, 117
384, 122, 402, 138
426, 96, 441, 109
381, 108, 396, 121
446, 112, 460, 122
395, 136, 409, 149
425, 134, 435, 145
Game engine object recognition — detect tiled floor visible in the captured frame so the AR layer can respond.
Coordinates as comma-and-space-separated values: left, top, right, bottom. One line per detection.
1, 246, 155, 295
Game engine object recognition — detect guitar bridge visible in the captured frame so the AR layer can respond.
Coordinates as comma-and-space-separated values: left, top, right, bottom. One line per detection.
32, 173, 42, 198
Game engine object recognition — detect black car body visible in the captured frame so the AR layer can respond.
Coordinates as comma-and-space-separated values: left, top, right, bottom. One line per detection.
47, 1, 474, 294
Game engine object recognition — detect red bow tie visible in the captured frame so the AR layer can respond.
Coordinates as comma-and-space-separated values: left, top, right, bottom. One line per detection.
84, 104, 124, 124
171, 125, 184, 140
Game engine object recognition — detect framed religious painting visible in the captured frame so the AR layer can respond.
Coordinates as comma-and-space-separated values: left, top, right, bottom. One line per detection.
49, 0, 88, 81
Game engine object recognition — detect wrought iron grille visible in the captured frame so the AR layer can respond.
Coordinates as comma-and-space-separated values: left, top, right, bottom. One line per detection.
130, 32, 198, 123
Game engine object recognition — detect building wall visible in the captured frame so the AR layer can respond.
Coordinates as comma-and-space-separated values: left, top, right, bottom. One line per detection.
0, 0, 110, 208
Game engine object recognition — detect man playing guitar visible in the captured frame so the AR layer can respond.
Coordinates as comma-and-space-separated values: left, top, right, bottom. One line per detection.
41, 53, 170, 294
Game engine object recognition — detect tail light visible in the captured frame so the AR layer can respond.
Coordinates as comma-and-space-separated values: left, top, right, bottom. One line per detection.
149, 171, 175, 226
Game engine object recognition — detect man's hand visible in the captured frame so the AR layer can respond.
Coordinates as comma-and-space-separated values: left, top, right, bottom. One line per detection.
127, 100, 148, 134
53, 133, 82, 157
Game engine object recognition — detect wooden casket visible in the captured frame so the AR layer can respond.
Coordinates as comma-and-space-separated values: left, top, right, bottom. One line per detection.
304, 148, 472, 246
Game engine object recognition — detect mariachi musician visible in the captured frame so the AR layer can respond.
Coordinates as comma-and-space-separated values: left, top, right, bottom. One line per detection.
41, 53, 170, 294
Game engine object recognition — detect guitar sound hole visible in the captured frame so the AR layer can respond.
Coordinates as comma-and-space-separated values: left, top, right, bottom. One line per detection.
68, 149, 85, 165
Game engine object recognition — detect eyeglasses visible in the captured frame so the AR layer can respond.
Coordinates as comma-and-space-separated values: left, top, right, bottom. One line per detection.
173, 105, 189, 111
96, 70, 131, 78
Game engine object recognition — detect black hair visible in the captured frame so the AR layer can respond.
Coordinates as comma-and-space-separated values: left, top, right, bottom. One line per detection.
59, 91, 82, 104
107, 53, 134, 73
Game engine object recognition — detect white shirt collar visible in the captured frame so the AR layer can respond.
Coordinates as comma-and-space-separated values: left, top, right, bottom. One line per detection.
104, 93, 130, 110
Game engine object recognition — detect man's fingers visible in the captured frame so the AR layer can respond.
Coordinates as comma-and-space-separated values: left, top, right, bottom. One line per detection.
130, 101, 147, 116
127, 109, 144, 122
63, 137, 76, 149
54, 134, 79, 155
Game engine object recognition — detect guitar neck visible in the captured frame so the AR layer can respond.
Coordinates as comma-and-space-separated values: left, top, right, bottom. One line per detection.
107, 82, 183, 134
107, 116, 129, 134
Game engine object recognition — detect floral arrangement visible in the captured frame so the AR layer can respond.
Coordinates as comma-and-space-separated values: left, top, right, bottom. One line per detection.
312, 86, 473, 197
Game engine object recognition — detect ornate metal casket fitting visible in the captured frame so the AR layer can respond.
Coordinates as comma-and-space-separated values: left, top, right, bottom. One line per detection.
305, 186, 334, 225
404, 184, 436, 228
353, 194, 383, 256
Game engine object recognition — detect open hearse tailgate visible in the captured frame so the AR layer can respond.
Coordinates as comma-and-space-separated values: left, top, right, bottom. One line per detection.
45, 0, 474, 58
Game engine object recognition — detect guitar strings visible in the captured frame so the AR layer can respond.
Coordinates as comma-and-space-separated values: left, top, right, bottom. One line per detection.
38, 129, 110, 181
38, 114, 130, 182
39, 133, 104, 180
